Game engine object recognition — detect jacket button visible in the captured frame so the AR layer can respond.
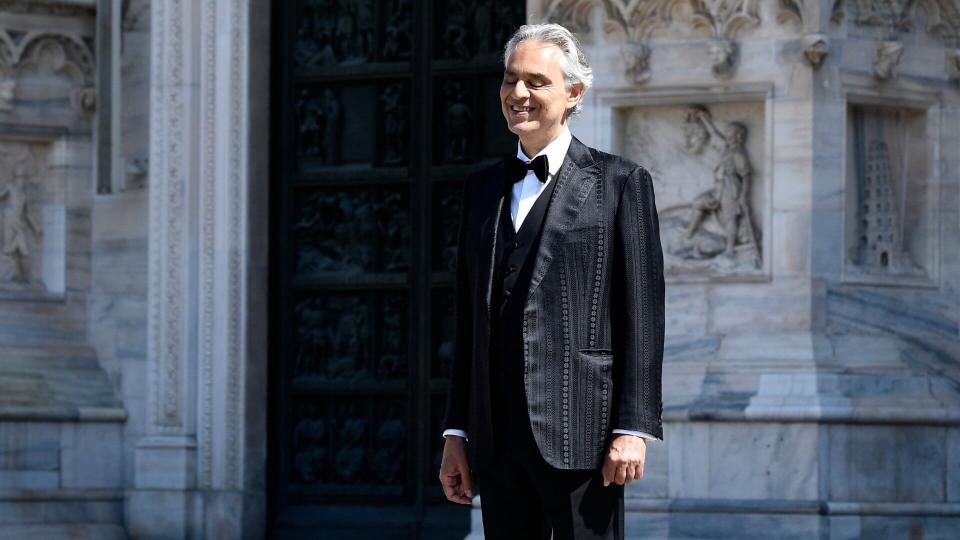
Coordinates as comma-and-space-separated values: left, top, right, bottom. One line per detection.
514, 239, 522, 248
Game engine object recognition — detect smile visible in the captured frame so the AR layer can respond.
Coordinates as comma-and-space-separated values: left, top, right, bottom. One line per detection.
511, 105, 534, 112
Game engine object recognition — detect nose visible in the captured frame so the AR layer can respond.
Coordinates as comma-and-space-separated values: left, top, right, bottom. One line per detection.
511, 79, 529, 99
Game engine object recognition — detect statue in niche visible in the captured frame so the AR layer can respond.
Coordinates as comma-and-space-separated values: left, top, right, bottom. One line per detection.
297, 89, 322, 156
474, 0, 494, 55
321, 88, 342, 165
352, 0, 375, 62
334, 416, 368, 483
0, 163, 41, 284
370, 408, 405, 485
382, 0, 412, 60
377, 191, 409, 271
493, 4, 522, 50
444, 81, 473, 162
851, 140, 923, 276
442, 0, 472, 60
380, 84, 407, 165
293, 408, 327, 482
656, 106, 761, 274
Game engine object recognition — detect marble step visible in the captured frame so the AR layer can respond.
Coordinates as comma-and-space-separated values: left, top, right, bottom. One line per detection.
0, 345, 124, 421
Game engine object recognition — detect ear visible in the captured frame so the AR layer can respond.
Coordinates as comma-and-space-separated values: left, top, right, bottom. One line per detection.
566, 82, 585, 111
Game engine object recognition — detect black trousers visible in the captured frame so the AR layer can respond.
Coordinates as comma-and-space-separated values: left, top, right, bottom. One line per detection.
478, 369, 624, 539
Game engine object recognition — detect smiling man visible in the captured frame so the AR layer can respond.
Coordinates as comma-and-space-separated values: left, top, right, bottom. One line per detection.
438, 23, 665, 539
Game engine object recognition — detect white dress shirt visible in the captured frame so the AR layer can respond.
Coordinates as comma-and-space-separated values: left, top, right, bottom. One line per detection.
443, 127, 658, 443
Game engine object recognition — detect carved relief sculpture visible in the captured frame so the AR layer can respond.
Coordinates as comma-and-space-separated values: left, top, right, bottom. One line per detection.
0, 163, 41, 285
380, 83, 407, 164
683, 108, 759, 264
852, 140, 923, 275
874, 40, 904, 80
443, 81, 473, 162
802, 33, 830, 68
381, 0, 412, 60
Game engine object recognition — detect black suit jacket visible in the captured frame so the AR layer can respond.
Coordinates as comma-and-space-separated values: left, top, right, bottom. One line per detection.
444, 135, 665, 470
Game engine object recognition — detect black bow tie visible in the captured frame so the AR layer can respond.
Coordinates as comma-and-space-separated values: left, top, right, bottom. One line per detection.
504, 154, 549, 190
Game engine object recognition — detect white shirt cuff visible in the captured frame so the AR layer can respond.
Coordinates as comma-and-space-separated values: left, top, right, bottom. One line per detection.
443, 429, 468, 441
612, 428, 659, 441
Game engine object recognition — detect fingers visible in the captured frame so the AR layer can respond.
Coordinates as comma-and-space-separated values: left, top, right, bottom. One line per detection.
601, 454, 616, 486
461, 467, 474, 499
439, 438, 473, 505
441, 472, 472, 504
614, 462, 627, 485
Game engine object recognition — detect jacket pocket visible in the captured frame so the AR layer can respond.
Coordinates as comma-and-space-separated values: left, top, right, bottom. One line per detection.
576, 350, 614, 457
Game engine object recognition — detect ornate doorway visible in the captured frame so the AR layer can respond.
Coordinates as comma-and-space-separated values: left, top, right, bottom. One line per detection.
268, 1, 524, 536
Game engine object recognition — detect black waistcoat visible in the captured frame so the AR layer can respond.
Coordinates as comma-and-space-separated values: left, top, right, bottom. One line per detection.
489, 174, 560, 449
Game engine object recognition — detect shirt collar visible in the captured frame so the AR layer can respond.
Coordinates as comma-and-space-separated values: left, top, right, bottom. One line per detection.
516, 126, 572, 178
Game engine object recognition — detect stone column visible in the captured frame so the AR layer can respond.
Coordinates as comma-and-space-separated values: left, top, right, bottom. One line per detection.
129, 0, 268, 537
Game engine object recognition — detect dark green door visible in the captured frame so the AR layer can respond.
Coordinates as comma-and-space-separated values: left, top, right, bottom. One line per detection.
268, 1, 524, 537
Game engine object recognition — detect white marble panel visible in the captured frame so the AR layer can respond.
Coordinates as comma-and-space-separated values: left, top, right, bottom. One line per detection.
60, 422, 123, 488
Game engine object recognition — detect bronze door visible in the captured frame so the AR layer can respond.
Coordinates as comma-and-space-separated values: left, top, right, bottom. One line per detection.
268, 1, 524, 536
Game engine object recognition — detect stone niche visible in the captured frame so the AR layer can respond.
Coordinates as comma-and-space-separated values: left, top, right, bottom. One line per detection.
0, 138, 65, 296
843, 102, 937, 287
616, 99, 767, 281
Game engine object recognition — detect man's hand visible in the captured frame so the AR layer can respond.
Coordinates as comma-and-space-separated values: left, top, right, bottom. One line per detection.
601, 434, 647, 486
439, 436, 474, 504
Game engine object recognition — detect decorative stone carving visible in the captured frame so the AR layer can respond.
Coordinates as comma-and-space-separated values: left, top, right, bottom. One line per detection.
0, 30, 95, 112
846, 104, 929, 281
442, 81, 473, 162
680, 107, 760, 265
831, 0, 960, 46
0, 162, 41, 285
853, 140, 919, 274
776, 0, 804, 26
852, 0, 913, 30
622, 42, 652, 83
801, 33, 830, 68
379, 83, 407, 165
951, 48, 960, 80
708, 38, 738, 78
688, 0, 760, 78
624, 103, 764, 277
0, 79, 13, 111
874, 40, 904, 80
543, 0, 760, 81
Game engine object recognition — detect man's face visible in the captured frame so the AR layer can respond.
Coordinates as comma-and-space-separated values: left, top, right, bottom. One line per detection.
500, 40, 582, 151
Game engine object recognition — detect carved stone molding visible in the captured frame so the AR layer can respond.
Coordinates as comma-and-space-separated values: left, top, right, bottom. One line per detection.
832, 0, 960, 46
0, 0, 95, 17
0, 29, 95, 112
145, 0, 250, 494
542, 0, 761, 81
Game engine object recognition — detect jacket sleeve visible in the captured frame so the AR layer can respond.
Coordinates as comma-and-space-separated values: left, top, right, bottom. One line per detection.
611, 165, 665, 439
442, 175, 474, 432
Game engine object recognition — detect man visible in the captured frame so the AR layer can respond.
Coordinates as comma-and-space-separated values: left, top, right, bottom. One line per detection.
439, 23, 665, 539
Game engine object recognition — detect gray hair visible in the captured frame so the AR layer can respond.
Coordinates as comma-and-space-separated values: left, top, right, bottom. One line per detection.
503, 23, 593, 116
